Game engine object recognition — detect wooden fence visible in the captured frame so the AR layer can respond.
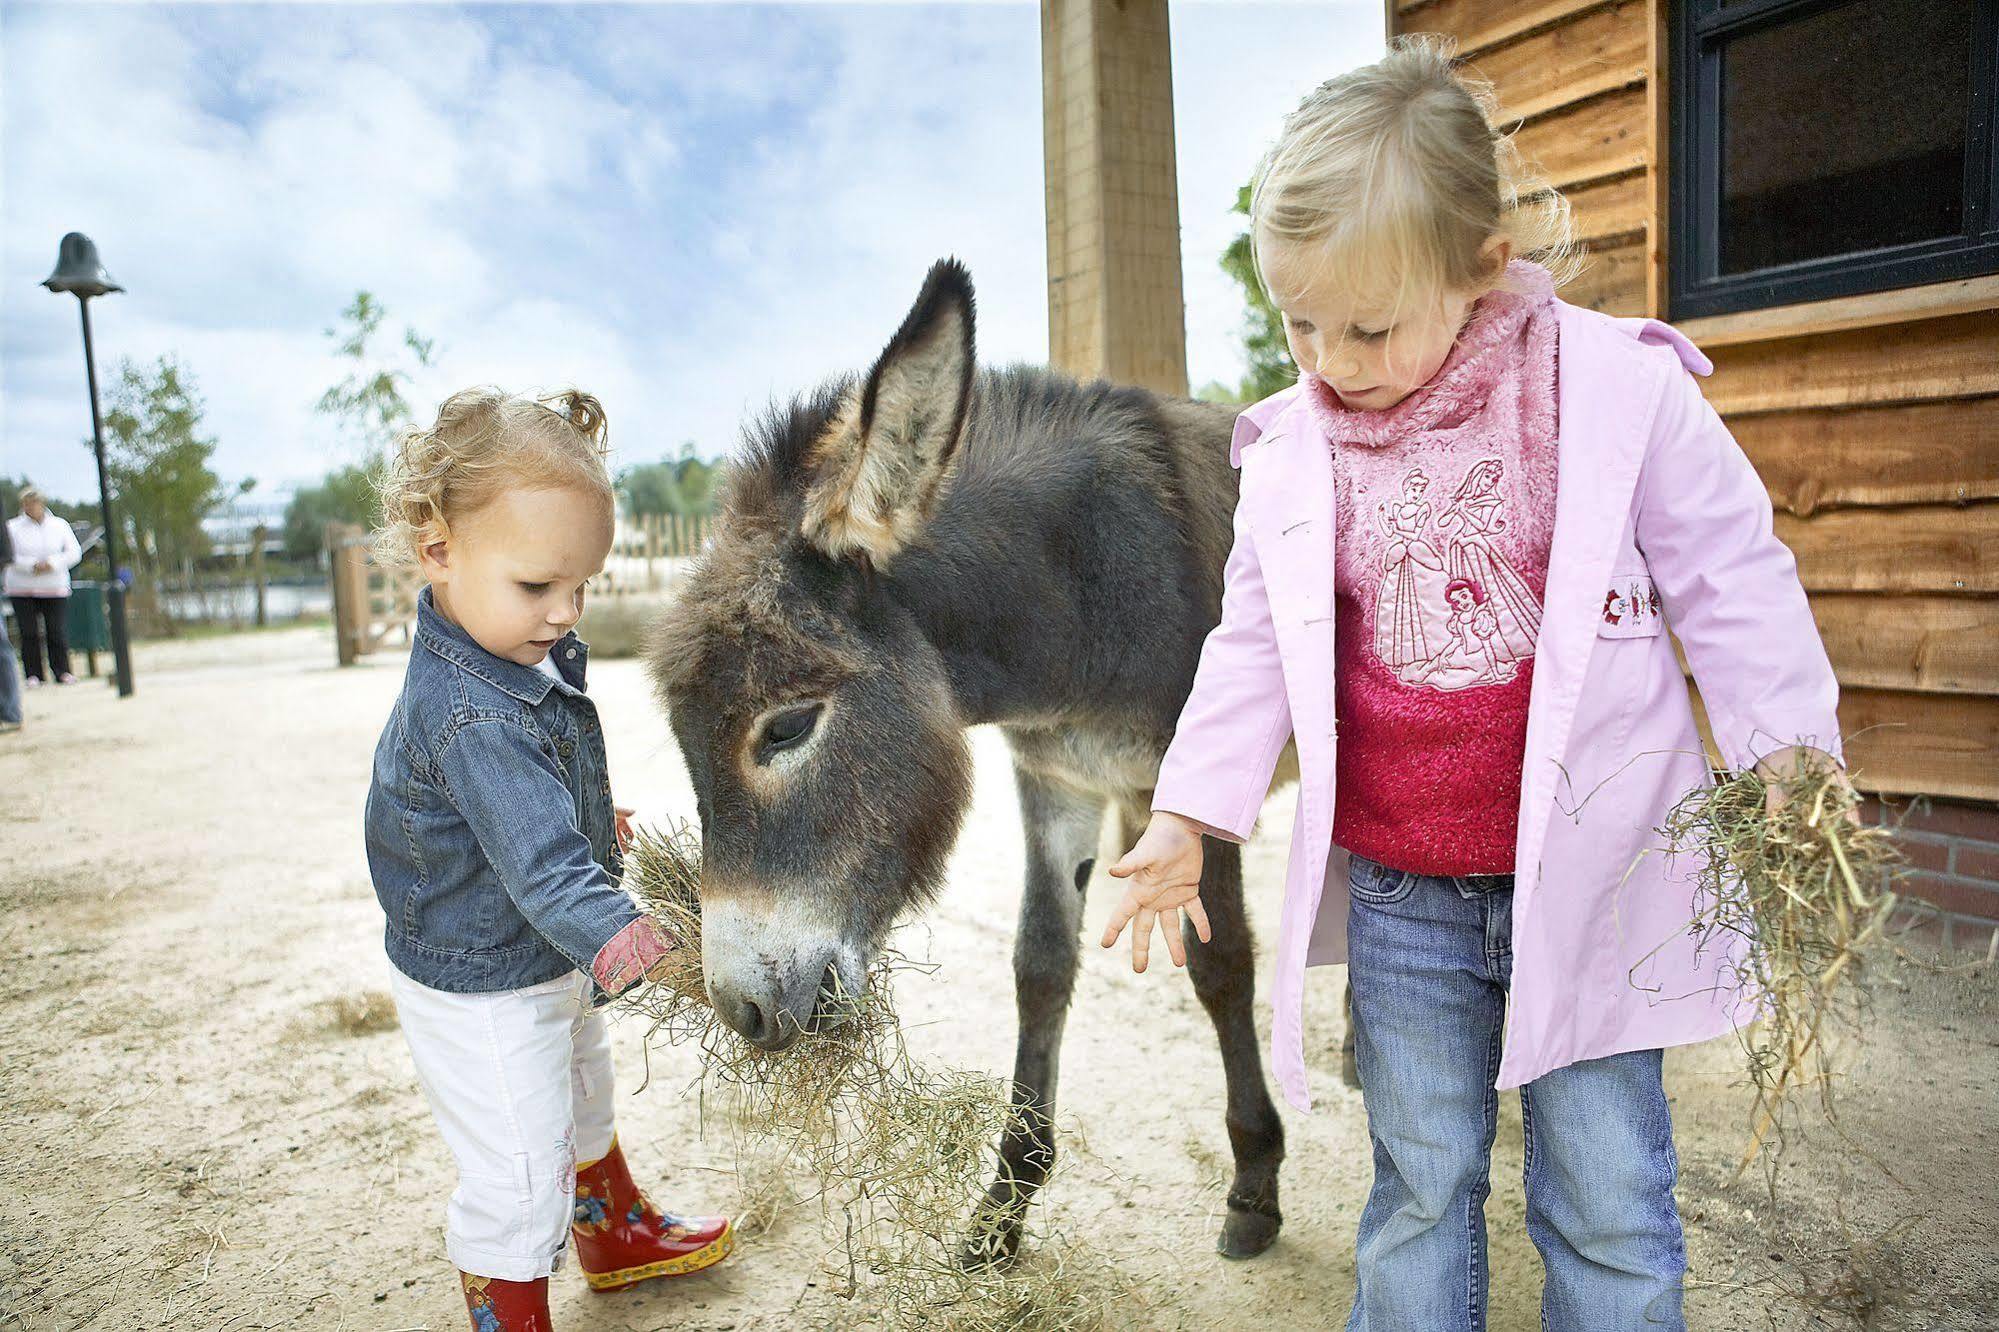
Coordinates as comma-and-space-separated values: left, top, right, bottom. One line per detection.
596, 512, 714, 598
326, 522, 421, 666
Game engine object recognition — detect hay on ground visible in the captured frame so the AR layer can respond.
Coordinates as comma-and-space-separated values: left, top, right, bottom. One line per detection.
618, 825, 1156, 1332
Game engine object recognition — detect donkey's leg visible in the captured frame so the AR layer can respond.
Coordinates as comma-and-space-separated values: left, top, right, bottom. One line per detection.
963, 768, 1102, 1269
1185, 838, 1287, 1258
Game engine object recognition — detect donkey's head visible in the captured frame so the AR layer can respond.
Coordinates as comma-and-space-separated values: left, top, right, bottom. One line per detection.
651, 260, 979, 1049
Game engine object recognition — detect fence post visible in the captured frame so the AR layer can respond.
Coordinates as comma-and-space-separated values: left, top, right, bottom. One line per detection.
327, 522, 368, 666
251, 523, 268, 628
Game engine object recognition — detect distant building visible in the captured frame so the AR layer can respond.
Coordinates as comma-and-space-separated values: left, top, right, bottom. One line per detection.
202, 489, 291, 558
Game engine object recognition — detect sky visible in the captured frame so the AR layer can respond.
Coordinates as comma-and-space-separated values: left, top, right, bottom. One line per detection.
1, 1, 1383, 504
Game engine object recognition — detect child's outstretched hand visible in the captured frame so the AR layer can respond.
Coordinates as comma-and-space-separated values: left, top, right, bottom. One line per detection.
614, 806, 635, 852
1101, 811, 1211, 973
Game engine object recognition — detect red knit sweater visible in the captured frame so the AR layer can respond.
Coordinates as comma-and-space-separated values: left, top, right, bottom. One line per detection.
1312, 263, 1559, 876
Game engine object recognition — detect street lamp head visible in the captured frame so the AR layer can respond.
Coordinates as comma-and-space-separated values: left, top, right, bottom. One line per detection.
42, 232, 123, 299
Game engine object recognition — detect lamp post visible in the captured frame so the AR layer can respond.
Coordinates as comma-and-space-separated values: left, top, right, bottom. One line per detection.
41, 232, 134, 698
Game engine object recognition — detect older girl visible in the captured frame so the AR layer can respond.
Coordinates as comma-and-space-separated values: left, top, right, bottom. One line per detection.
1103, 40, 1842, 1332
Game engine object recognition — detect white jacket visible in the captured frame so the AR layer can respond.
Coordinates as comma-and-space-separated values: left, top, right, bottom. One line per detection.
5, 512, 83, 598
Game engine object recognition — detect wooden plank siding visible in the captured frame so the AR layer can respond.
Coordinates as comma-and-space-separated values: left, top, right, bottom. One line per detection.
1701, 313, 1999, 416
1731, 398, 1999, 515
1564, 171, 1649, 248
1394, 0, 1616, 59
1467, 2, 1649, 126
1807, 595, 1999, 696
1398, 2, 1653, 315
1690, 688, 1999, 801
1392, 0, 1999, 800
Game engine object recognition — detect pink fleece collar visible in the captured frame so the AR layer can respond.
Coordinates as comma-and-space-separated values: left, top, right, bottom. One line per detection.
1302, 260, 1557, 449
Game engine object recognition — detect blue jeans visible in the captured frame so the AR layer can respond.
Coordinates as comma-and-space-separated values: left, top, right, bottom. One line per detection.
1344, 854, 1686, 1331
0, 614, 20, 725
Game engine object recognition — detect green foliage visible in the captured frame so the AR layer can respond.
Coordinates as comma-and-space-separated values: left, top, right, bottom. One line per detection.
618, 442, 719, 519
0, 476, 91, 527
286, 291, 437, 558
282, 461, 382, 559
618, 460, 683, 520
316, 290, 437, 454
99, 356, 241, 574
1219, 182, 1296, 404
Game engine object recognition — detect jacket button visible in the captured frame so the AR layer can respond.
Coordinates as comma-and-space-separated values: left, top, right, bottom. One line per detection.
557, 740, 575, 758
565, 647, 577, 660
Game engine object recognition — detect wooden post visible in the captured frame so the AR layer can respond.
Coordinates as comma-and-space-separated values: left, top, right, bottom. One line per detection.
250, 523, 268, 628
326, 521, 373, 666
1041, 0, 1189, 395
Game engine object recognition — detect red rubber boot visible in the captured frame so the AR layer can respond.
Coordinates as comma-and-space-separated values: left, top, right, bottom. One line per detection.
570, 1139, 734, 1291
460, 1273, 551, 1331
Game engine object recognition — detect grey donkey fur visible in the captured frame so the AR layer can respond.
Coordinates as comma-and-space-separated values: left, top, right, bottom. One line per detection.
651, 258, 1293, 1262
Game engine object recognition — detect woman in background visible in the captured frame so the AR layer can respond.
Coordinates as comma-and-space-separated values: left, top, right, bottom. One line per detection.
5, 486, 83, 687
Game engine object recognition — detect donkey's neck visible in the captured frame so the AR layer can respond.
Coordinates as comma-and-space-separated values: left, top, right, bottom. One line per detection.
878, 368, 1226, 734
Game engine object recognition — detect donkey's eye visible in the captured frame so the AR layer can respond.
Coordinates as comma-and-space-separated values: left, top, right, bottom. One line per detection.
758, 704, 822, 761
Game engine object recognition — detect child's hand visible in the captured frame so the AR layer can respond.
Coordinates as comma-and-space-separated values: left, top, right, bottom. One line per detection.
614, 806, 635, 852
1755, 745, 1859, 825
1101, 812, 1211, 973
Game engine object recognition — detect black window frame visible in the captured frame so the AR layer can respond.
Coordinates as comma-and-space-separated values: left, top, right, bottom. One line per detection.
1669, 0, 1999, 319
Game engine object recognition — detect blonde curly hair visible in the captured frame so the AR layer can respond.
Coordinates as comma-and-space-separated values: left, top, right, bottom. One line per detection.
1251, 35, 1579, 320
375, 387, 613, 571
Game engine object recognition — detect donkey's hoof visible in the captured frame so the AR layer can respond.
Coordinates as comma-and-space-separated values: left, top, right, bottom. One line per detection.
957, 1223, 1022, 1272
1218, 1206, 1281, 1260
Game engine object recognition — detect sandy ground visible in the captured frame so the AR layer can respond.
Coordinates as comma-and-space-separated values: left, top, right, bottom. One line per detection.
2, 625, 1994, 1331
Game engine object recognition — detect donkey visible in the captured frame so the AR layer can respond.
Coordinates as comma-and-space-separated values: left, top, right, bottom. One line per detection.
650, 259, 1287, 1262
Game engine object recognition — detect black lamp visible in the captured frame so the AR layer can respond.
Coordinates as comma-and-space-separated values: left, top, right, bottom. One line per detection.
42, 232, 135, 697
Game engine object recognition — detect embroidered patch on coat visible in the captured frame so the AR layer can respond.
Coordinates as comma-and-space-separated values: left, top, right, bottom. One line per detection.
1599, 574, 1665, 638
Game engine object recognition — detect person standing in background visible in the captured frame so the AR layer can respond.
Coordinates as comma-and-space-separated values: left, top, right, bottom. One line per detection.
0, 513, 21, 732
6, 486, 83, 687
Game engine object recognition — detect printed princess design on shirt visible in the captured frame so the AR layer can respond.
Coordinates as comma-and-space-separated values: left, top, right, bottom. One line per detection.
1371, 458, 1544, 693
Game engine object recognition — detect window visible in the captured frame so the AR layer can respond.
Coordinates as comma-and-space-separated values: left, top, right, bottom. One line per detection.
1670, 0, 1999, 318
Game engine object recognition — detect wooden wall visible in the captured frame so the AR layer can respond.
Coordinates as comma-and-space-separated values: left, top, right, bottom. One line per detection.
1391, 0, 1999, 801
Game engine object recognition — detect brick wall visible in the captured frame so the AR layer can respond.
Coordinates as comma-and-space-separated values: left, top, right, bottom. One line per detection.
1863, 796, 1999, 926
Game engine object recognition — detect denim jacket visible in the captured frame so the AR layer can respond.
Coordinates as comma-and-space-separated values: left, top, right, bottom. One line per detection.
365, 586, 642, 995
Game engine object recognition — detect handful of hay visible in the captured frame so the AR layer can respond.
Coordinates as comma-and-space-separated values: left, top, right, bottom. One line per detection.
1659, 754, 1901, 1178
619, 826, 1151, 1332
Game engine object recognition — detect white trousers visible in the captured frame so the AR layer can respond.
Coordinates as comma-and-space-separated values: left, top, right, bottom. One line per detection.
389, 968, 618, 1280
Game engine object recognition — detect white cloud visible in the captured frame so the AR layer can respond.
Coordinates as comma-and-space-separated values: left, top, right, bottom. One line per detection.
3, 2, 1383, 506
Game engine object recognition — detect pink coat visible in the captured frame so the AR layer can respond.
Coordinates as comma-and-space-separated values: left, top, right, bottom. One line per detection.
1152, 300, 1841, 1112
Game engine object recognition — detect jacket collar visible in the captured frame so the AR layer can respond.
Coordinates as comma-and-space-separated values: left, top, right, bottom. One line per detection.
414, 585, 586, 704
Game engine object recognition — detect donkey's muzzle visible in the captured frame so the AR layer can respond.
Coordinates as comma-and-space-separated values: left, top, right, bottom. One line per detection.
700, 895, 864, 1051
710, 960, 845, 1051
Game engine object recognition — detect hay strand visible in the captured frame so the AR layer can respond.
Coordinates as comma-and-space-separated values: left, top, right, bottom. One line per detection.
618, 824, 1155, 1332
1656, 754, 1901, 1180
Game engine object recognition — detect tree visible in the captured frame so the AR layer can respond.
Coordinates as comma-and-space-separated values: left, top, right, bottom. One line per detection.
618, 460, 683, 520
282, 462, 381, 560
317, 291, 437, 456
293, 291, 436, 559
98, 356, 239, 577
1218, 182, 1296, 404
617, 443, 719, 520
669, 442, 719, 514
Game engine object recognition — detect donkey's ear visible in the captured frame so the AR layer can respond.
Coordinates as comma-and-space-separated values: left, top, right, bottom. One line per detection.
801, 258, 975, 565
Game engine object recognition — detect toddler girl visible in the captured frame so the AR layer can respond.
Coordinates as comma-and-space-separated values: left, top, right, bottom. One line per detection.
1104, 41, 1843, 1332
366, 388, 732, 1331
